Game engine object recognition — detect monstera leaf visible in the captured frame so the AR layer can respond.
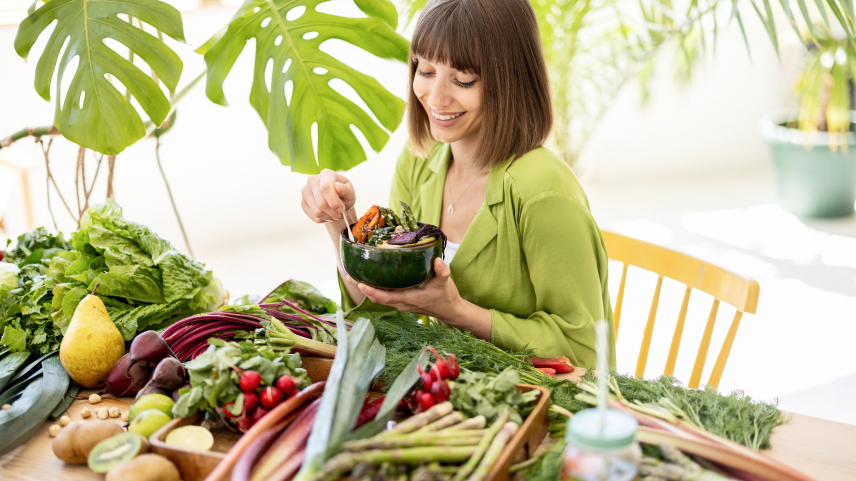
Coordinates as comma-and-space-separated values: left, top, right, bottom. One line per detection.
14, 0, 185, 155
203, 0, 409, 173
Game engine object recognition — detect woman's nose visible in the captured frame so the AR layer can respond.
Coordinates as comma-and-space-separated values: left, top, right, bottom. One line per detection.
427, 79, 452, 108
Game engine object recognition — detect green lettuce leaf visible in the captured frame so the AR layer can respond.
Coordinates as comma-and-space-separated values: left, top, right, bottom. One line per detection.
90, 266, 165, 304
111, 299, 188, 339
263, 280, 336, 314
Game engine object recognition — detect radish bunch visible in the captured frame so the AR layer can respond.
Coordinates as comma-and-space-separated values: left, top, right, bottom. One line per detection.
226, 370, 300, 431
408, 346, 460, 413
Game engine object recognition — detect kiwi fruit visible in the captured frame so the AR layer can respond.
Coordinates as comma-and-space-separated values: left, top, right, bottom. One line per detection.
87, 432, 150, 473
105, 453, 180, 481
52, 420, 124, 464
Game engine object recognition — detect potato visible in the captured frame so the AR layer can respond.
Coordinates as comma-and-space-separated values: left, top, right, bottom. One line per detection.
52, 420, 124, 464
105, 454, 180, 481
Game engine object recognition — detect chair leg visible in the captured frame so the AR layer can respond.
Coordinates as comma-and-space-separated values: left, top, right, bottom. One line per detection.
614, 264, 628, 335
689, 299, 719, 388
707, 311, 744, 389
635, 275, 663, 379
664, 287, 692, 377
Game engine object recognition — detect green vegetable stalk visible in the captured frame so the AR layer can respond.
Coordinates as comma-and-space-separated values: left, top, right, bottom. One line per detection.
263, 319, 337, 358
452, 408, 510, 481
315, 446, 477, 481
417, 411, 464, 432
342, 434, 483, 451
386, 401, 454, 434
443, 415, 486, 431
468, 422, 519, 481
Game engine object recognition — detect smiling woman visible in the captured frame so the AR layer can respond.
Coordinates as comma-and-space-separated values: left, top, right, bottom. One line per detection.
300, 0, 615, 368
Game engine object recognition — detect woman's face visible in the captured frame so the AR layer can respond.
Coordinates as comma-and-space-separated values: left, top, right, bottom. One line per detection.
412, 56, 483, 146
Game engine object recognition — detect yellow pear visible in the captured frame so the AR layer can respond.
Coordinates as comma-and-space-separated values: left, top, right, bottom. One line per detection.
59, 284, 126, 388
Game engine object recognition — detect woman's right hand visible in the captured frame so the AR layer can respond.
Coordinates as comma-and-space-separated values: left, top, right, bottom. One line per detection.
301, 169, 356, 223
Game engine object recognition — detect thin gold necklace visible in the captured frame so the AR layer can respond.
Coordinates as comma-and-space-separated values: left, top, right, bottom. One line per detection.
446, 172, 483, 215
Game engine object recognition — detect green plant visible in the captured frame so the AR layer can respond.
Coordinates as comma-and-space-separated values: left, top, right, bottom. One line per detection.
201, 0, 409, 173
13, 0, 185, 156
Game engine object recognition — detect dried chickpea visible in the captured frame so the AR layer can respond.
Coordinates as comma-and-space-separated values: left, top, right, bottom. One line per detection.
80, 406, 92, 418
108, 407, 120, 418
1, 404, 10, 410
88, 393, 102, 404
121, 411, 128, 422
60, 415, 71, 426
97, 408, 109, 420
49, 424, 62, 437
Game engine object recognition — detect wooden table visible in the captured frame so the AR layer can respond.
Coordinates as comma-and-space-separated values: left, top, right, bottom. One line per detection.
2, 386, 855, 481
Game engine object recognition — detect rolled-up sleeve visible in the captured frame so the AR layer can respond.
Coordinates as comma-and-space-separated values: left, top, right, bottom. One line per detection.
489, 191, 615, 368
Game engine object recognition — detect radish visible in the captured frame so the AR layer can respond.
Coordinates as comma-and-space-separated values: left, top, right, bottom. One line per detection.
418, 391, 436, 411
260, 386, 282, 409
276, 375, 296, 397
244, 392, 259, 414
224, 401, 238, 419
252, 406, 269, 424
420, 371, 434, 392
239, 371, 261, 392
130, 331, 170, 368
431, 379, 450, 402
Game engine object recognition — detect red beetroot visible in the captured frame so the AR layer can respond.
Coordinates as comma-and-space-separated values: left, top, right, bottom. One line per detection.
130, 331, 170, 368
151, 357, 185, 390
243, 392, 259, 414
105, 353, 150, 396
276, 375, 296, 397
239, 370, 261, 392
418, 392, 436, 411
260, 386, 283, 409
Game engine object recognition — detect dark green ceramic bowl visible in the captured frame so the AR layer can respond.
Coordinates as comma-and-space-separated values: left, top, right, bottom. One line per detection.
340, 224, 444, 290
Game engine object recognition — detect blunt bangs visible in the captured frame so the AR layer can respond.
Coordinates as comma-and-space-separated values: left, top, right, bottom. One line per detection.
409, 2, 481, 76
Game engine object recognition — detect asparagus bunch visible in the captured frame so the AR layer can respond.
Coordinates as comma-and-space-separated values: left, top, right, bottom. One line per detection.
640, 443, 733, 481
315, 406, 517, 481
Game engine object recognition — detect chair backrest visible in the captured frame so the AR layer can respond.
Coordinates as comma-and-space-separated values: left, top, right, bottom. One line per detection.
601, 230, 760, 389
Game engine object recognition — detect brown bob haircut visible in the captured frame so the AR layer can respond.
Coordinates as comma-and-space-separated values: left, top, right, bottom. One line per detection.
408, 0, 553, 168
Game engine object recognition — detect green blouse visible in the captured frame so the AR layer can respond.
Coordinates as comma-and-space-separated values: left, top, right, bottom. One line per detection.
346, 143, 616, 369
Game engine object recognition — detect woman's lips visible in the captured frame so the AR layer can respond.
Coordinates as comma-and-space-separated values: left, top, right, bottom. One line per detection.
429, 110, 467, 127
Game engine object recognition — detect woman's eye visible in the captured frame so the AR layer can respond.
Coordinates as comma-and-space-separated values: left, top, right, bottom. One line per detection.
417, 69, 434, 78
453, 78, 477, 88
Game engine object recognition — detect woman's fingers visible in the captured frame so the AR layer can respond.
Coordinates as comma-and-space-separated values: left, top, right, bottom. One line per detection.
319, 169, 347, 215
334, 180, 356, 211
301, 188, 336, 223
434, 258, 450, 280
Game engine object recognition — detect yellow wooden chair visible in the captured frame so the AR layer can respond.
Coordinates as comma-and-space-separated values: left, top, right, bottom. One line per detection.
602, 230, 760, 389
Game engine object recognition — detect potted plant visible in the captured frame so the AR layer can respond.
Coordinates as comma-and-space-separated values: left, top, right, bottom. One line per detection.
761, 29, 856, 218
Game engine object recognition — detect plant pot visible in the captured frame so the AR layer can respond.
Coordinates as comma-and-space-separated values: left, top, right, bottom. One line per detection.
760, 110, 856, 218
340, 224, 444, 290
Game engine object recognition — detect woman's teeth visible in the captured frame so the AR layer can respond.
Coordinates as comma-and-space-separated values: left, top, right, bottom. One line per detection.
432, 111, 463, 121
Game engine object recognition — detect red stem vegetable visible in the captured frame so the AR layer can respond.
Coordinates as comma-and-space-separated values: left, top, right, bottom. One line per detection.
537, 367, 557, 377
230, 406, 309, 481
249, 397, 322, 481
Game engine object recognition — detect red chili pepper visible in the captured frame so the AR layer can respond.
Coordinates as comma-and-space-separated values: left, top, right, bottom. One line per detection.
537, 367, 557, 377
530, 356, 575, 373
355, 396, 385, 428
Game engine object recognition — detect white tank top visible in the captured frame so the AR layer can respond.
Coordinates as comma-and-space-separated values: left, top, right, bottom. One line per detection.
444, 240, 460, 265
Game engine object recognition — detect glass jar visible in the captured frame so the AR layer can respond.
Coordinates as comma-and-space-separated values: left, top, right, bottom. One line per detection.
561, 408, 642, 481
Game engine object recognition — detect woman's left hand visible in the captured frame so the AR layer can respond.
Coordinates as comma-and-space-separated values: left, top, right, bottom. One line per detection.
347, 258, 461, 319
346, 258, 493, 339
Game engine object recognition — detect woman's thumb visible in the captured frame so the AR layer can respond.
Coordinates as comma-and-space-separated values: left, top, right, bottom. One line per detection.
435, 258, 450, 279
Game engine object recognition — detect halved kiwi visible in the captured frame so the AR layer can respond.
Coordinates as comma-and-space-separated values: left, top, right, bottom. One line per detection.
87, 432, 150, 473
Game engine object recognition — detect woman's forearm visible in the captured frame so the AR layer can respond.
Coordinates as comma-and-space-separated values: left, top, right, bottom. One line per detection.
324, 208, 366, 306
441, 299, 493, 340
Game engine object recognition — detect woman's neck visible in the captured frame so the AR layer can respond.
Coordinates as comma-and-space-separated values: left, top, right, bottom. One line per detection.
449, 136, 482, 176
